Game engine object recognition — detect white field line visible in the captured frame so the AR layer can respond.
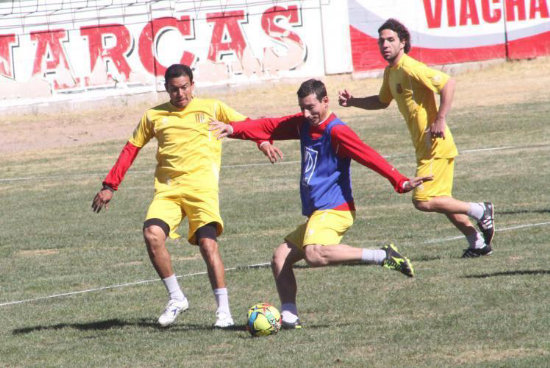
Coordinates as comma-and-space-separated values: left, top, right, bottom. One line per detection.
1, 222, 549, 308
1, 143, 548, 183
419, 221, 550, 245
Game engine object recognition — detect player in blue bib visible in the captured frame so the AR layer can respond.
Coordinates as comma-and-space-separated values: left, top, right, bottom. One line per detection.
210, 79, 432, 328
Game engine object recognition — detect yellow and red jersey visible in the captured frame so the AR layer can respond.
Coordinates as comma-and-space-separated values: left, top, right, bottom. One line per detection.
379, 54, 458, 161
103, 98, 246, 193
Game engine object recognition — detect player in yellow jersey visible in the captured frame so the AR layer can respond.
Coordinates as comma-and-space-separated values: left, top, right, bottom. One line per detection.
338, 19, 494, 258
91, 64, 282, 327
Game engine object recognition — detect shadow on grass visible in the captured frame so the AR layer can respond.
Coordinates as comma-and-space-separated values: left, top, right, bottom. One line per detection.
12, 318, 250, 335
463, 269, 550, 278
12, 318, 340, 336
410, 254, 446, 262
497, 208, 550, 215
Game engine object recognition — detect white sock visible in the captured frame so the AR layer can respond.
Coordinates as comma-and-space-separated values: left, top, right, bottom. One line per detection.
281, 303, 299, 323
361, 249, 386, 265
162, 274, 185, 301
466, 232, 486, 249
214, 288, 231, 315
467, 202, 485, 221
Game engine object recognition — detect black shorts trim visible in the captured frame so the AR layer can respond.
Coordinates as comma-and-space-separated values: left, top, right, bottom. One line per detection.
143, 218, 170, 238
195, 222, 218, 242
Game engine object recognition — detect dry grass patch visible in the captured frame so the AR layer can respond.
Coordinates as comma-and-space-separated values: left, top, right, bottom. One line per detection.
17, 249, 60, 257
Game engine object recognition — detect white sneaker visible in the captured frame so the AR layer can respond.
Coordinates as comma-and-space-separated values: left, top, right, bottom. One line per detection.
158, 299, 189, 327
213, 311, 234, 328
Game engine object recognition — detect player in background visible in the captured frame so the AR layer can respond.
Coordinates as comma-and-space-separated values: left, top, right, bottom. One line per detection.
210, 79, 432, 328
338, 18, 494, 258
91, 64, 282, 328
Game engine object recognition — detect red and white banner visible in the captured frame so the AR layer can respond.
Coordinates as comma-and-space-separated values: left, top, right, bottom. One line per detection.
349, 0, 550, 71
0, 0, 333, 102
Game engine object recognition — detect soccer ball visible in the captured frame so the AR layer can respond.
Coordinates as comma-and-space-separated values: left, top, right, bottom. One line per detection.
247, 303, 281, 337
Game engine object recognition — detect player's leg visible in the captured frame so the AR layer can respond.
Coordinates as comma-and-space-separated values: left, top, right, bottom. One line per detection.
144, 195, 189, 327
413, 158, 494, 256
196, 223, 225, 289
185, 190, 234, 328
271, 240, 304, 329
299, 210, 414, 276
303, 243, 360, 266
143, 219, 174, 278
194, 223, 234, 327
301, 243, 412, 276
300, 209, 356, 267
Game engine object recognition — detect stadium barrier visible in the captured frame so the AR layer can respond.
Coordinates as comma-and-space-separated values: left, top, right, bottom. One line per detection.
0, 0, 548, 110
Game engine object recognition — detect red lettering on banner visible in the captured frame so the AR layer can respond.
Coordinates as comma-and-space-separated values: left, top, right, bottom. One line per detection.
425, 0, 548, 26
31, 30, 69, 74
80, 24, 132, 80
506, 0, 527, 20
481, 0, 502, 23
261, 5, 302, 44
0, 34, 16, 78
460, 0, 481, 24
423, 0, 458, 28
424, 0, 443, 28
530, 0, 550, 18
138, 16, 195, 76
207, 11, 247, 62
448, 0, 458, 26
30, 29, 78, 89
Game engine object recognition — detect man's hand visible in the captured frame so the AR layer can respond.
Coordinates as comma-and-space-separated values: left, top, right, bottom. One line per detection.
209, 120, 233, 139
429, 116, 446, 139
259, 142, 283, 164
402, 175, 434, 193
91, 188, 113, 213
338, 89, 353, 107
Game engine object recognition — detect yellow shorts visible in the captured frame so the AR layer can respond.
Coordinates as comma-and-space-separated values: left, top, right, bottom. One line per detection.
285, 209, 355, 250
413, 158, 454, 201
145, 187, 223, 245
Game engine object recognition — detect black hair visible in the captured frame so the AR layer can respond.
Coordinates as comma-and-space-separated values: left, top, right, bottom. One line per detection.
164, 64, 193, 83
296, 79, 327, 101
378, 18, 411, 54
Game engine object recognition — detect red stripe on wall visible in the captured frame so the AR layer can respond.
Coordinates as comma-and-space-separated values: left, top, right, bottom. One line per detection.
508, 30, 550, 59
350, 25, 549, 71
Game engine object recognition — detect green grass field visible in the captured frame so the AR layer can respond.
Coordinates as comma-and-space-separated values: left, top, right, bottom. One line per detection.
1, 62, 550, 367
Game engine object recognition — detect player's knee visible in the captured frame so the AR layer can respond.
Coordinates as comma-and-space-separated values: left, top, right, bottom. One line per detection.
143, 218, 169, 240
413, 199, 432, 212
143, 220, 168, 252
198, 237, 218, 255
304, 245, 326, 267
271, 244, 288, 269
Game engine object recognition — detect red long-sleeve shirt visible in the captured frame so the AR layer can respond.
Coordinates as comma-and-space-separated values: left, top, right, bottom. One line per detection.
102, 141, 140, 191
230, 112, 409, 193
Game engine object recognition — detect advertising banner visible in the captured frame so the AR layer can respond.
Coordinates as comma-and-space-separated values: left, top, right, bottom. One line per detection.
0, 0, 328, 102
349, 0, 550, 71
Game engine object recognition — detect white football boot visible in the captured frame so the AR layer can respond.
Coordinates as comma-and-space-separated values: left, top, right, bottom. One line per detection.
213, 310, 234, 328
158, 299, 189, 327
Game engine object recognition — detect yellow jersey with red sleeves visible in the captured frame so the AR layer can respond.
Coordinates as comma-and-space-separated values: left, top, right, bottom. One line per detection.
378, 54, 458, 161
129, 98, 246, 193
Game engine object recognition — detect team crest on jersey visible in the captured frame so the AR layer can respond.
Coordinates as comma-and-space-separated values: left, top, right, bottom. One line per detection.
303, 147, 318, 185
396, 83, 403, 94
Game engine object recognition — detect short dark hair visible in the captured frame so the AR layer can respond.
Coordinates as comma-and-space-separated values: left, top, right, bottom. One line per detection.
378, 18, 411, 54
297, 79, 327, 101
164, 64, 193, 83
